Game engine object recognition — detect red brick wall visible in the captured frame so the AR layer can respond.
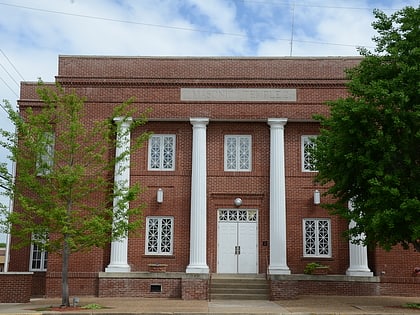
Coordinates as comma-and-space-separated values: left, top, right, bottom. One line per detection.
32, 272, 46, 297
45, 272, 98, 297
182, 278, 208, 300
271, 279, 379, 299
11, 56, 417, 299
372, 245, 419, 277
379, 277, 420, 296
128, 121, 192, 272
99, 278, 181, 298
271, 276, 420, 299
0, 273, 33, 303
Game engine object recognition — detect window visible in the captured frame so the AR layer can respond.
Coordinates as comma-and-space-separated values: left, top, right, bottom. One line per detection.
29, 237, 48, 271
302, 135, 317, 172
36, 132, 55, 176
146, 217, 173, 255
148, 135, 176, 171
224, 135, 252, 171
303, 219, 331, 257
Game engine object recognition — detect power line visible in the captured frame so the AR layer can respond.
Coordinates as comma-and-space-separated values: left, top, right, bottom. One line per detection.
0, 2, 374, 49
0, 62, 20, 88
0, 77, 19, 98
0, 49, 25, 81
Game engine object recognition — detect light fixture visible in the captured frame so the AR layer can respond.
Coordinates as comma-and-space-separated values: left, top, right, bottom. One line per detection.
314, 190, 320, 205
157, 188, 163, 204
234, 197, 242, 207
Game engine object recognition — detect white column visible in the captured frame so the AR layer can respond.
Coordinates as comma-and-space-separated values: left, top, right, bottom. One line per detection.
346, 201, 373, 276
186, 118, 209, 274
106, 117, 132, 272
267, 118, 290, 275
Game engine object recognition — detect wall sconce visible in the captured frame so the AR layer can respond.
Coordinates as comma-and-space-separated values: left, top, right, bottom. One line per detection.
157, 188, 164, 204
314, 190, 320, 205
234, 197, 242, 207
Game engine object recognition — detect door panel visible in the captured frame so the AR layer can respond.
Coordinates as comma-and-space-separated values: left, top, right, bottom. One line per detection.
217, 222, 237, 273
238, 223, 257, 273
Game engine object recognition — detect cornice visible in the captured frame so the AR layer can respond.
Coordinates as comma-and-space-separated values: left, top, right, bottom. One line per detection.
56, 77, 347, 88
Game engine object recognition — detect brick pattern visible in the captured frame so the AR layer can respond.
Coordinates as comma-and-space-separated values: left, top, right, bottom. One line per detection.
0, 273, 32, 303
32, 272, 46, 297
46, 272, 99, 297
271, 278, 420, 300
9, 56, 418, 299
99, 278, 181, 298
181, 278, 208, 300
271, 280, 379, 299
372, 245, 420, 277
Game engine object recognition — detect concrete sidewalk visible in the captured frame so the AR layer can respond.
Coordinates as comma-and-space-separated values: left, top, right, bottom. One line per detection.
0, 295, 419, 314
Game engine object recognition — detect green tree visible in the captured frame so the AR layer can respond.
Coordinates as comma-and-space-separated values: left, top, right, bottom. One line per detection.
313, 6, 420, 252
0, 82, 150, 306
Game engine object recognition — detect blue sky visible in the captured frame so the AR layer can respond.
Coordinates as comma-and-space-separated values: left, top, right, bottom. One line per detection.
0, 0, 418, 242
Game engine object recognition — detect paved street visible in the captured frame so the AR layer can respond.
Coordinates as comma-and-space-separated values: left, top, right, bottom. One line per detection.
1, 295, 419, 314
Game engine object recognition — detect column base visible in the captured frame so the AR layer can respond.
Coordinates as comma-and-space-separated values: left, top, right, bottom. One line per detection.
186, 264, 209, 274
105, 264, 131, 273
268, 265, 291, 275
346, 269, 373, 277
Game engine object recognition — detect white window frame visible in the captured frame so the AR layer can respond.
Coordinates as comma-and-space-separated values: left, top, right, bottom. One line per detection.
303, 218, 331, 258
301, 135, 317, 172
36, 132, 55, 176
29, 237, 48, 271
145, 216, 174, 255
224, 135, 252, 172
148, 134, 176, 171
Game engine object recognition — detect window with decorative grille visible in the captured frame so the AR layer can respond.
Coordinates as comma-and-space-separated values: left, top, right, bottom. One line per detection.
145, 217, 173, 255
303, 219, 331, 257
148, 135, 176, 171
301, 135, 317, 172
224, 135, 252, 171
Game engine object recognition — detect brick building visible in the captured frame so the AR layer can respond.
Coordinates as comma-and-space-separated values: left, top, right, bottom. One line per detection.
8, 56, 419, 299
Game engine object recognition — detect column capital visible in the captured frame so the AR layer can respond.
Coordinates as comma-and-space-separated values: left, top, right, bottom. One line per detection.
267, 118, 287, 127
114, 116, 133, 123
190, 117, 209, 127
113, 117, 133, 130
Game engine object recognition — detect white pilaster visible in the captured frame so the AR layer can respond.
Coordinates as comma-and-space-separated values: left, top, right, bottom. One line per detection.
346, 202, 373, 276
267, 118, 291, 275
186, 118, 209, 274
106, 117, 132, 273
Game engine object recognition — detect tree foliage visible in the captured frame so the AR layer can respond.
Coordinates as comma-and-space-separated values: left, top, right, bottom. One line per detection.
313, 6, 420, 251
0, 82, 150, 305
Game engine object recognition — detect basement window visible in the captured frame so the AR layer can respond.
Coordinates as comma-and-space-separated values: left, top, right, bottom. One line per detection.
150, 284, 162, 293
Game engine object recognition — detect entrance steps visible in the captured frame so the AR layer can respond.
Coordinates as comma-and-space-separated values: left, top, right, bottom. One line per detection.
209, 274, 269, 300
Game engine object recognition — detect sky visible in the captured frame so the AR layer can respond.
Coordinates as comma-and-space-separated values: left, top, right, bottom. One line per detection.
0, 0, 417, 243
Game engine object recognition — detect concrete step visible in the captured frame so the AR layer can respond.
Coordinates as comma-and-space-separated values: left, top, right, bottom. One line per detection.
210, 274, 269, 300
210, 293, 269, 300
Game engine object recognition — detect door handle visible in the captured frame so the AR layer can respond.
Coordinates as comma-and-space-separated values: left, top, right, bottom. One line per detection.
234, 245, 241, 255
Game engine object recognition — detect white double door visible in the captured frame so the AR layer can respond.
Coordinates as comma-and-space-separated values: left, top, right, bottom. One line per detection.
217, 209, 258, 274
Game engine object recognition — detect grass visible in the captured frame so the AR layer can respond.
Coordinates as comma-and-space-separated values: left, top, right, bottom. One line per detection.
33, 303, 107, 311
81, 303, 104, 310
403, 303, 420, 309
